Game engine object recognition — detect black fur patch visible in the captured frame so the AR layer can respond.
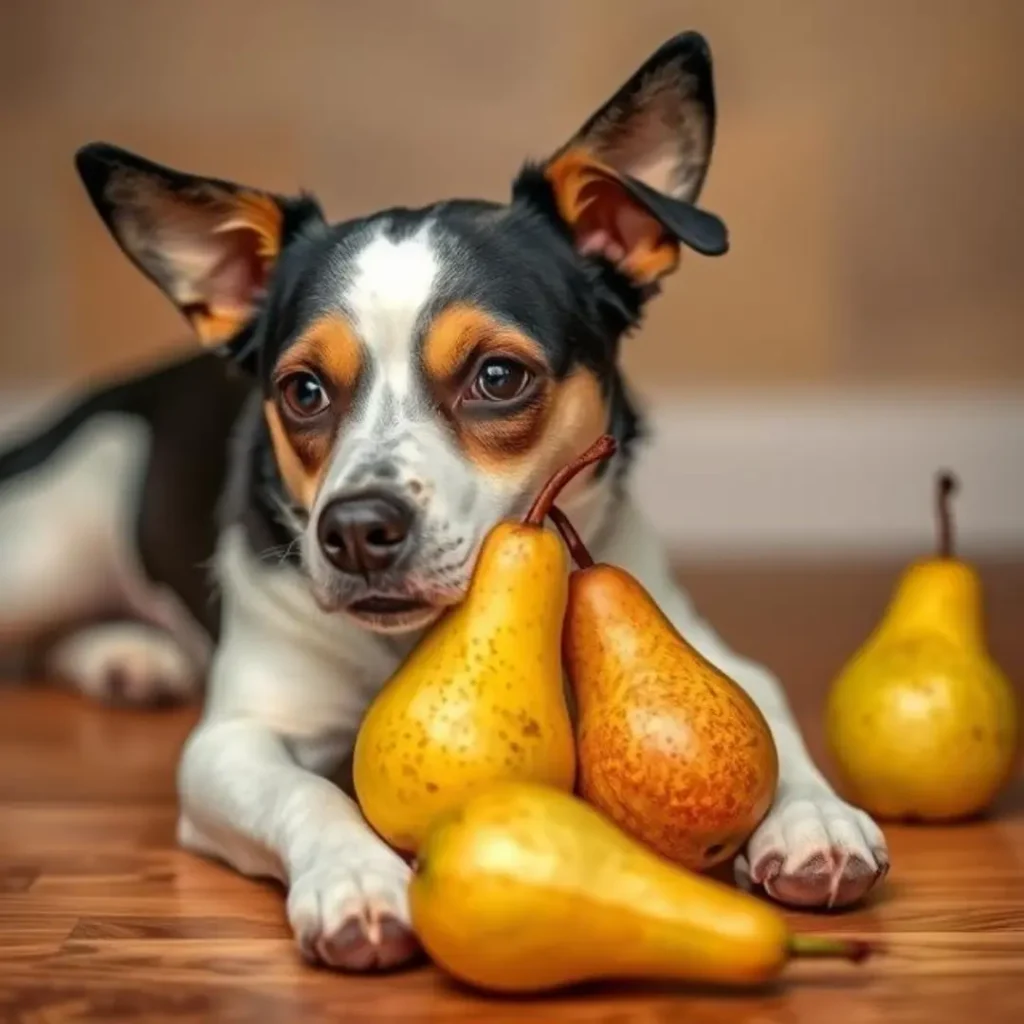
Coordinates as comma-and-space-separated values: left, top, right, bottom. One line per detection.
0, 352, 252, 638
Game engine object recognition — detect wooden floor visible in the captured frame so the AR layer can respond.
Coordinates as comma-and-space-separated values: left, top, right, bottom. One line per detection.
1, 560, 1023, 1023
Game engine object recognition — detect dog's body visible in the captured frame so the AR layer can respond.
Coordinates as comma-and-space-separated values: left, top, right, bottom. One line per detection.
0, 34, 886, 969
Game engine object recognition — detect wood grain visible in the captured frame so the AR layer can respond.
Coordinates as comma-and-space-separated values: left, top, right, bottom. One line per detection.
1, 560, 1022, 1022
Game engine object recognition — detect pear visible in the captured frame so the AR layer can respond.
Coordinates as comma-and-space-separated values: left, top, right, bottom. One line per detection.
826, 472, 1018, 821
549, 507, 779, 871
353, 436, 616, 854
410, 782, 871, 994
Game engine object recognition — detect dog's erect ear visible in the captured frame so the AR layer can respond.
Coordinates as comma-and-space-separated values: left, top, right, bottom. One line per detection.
75, 143, 325, 351
568, 32, 717, 203
531, 33, 727, 285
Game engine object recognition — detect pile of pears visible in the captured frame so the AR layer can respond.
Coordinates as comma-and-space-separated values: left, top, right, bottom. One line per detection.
353, 436, 870, 994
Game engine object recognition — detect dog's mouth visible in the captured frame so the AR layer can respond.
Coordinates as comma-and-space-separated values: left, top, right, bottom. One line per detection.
345, 594, 442, 633
350, 595, 428, 616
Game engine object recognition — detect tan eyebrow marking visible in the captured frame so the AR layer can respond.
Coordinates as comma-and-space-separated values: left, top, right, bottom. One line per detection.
275, 313, 363, 393
421, 303, 547, 385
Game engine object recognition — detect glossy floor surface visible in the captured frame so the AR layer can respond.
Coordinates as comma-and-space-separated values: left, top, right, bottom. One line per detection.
2, 560, 1023, 1023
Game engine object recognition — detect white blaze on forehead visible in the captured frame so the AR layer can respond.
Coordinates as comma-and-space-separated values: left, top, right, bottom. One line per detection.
343, 224, 440, 402
315, 222, 446, 505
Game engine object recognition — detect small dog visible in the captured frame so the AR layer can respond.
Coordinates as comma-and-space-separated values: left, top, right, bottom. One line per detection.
0, 33, 887, 969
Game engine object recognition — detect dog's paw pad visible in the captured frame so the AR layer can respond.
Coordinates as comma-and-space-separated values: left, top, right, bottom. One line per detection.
310, 906, 420, 971
736, 792, 889, 909
287, 857, 421, 972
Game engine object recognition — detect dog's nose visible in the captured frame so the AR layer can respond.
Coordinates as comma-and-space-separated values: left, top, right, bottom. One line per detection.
317, 491, 414, 574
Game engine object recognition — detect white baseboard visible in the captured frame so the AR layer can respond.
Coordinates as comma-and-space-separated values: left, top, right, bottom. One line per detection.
0, 388, 71, 438
3, 386, 1023, 558
631, 389, 1024, 558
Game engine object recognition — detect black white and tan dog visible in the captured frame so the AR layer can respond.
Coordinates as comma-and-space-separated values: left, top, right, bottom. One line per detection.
0, 34, 887, 968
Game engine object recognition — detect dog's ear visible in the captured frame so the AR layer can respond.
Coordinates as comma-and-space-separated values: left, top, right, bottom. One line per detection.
75, 143, 325, 353
524, 33, 727, 286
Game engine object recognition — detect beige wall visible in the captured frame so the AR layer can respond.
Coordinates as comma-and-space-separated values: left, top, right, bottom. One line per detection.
1, 0, 1022, 393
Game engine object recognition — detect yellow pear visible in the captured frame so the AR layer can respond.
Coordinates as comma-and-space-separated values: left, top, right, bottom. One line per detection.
826, 472, 1018, 821
549, 507, 778, 871
409, 782, 871, 994
353, 437, 616, 853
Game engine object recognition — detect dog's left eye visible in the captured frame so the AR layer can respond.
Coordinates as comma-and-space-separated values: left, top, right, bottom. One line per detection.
280, 372, 329, 419
465, 358, 533, 405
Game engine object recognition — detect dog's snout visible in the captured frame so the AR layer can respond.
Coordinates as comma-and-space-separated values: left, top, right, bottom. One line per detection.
317, 491, 414, 574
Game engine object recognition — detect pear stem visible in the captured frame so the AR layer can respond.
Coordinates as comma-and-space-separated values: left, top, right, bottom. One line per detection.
787, 936, 875, 964
936, 470, 959, 559
548, 505, 595, 569
524, 434, 617, 526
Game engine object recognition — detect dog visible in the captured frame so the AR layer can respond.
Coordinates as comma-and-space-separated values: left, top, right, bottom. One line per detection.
0, 33, 887, 969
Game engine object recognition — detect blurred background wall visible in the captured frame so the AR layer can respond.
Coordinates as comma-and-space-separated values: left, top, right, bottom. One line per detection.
1, 0, 1022, 556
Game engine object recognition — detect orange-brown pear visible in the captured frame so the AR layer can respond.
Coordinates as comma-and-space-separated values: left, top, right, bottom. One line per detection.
551, 507, 779, 871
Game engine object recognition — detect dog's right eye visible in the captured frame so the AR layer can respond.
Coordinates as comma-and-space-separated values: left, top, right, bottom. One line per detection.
280, 372, 329, 420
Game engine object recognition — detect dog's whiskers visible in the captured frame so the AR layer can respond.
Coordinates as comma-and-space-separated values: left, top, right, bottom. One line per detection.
268, 492, 307, 537
260, 537, 303, 566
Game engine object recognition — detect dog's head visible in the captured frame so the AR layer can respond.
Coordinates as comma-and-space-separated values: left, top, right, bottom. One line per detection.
76, 33, 727, 633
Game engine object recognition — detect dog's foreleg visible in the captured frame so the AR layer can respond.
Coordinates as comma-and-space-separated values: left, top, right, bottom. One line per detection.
178, 714, 420, 970
177, 522, 420, 970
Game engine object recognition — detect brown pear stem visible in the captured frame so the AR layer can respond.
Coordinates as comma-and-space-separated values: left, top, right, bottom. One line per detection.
524, 434, 617, 526
936, 470, 959, 559
548, 505, 595, 569
788, 936, 875, 964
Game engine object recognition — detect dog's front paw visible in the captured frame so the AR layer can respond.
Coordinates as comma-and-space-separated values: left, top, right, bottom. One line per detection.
735, 788, 889, 909
44, 621, 200, 706
287, 845, 421, 971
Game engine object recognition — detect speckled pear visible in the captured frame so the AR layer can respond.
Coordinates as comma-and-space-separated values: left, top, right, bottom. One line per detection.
550, 508, 779, 871
410, 782, 872, 994
826, 473, 1018, 821
353, 437, 617, 854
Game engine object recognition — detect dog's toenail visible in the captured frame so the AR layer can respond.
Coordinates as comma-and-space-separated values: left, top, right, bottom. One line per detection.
334, 918, 367, 944
325, 918, 376, 971
798, 852, 831, 875
104, 668, 127, 702
148, 685, 179, 709
755, 853, 783, 882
